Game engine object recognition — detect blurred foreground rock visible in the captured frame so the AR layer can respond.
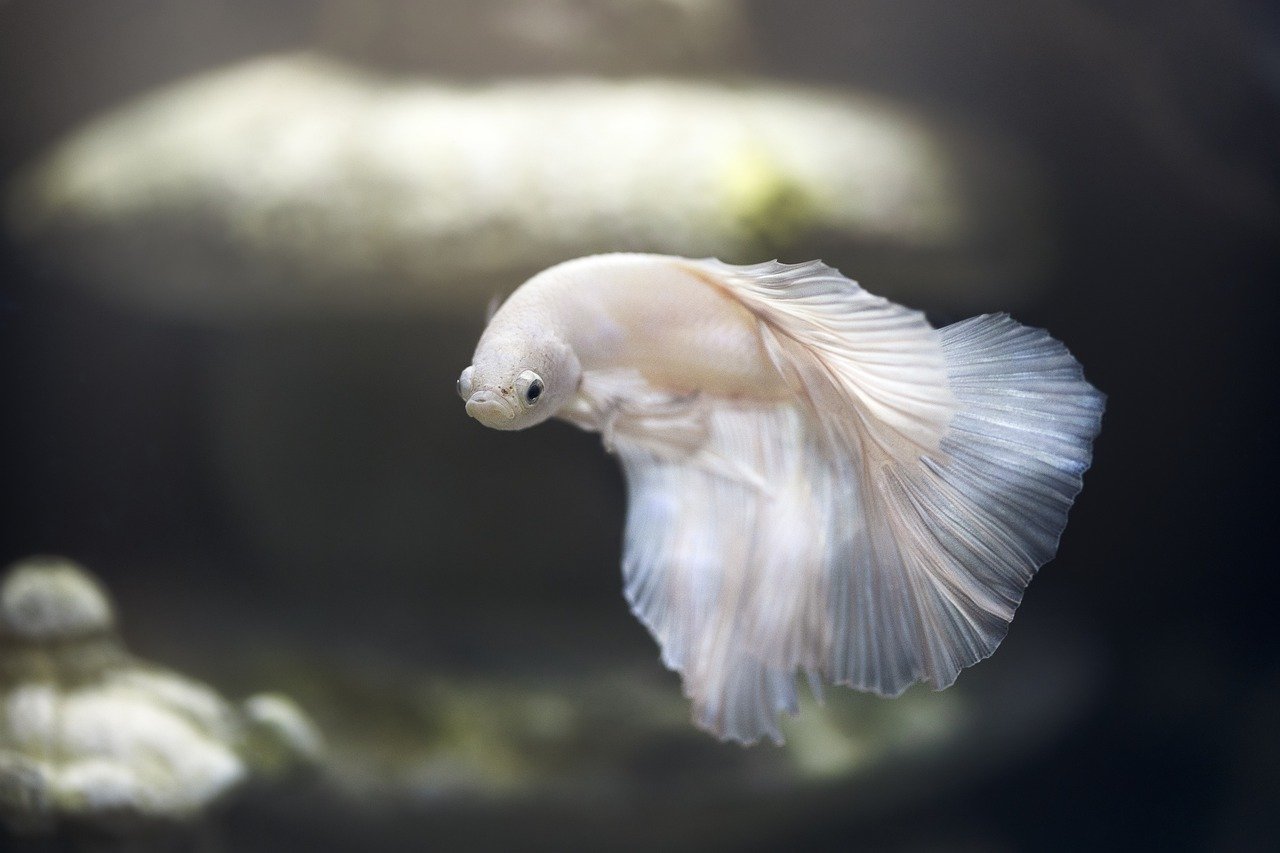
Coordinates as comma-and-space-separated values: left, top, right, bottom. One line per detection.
6, 54, 1046, 325
0, 557, 321, 837
134, 579, 1100, 853
0, 553, 1098, 851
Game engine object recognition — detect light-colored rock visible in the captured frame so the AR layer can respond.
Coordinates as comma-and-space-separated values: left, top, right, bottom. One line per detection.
0, 557, 321, 835
0, 556, 114, 641
242, 693, 326, 776
6, 54, 1041, 325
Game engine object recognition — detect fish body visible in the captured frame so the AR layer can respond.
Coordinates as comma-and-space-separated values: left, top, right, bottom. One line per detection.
460, 253, 1103, 744
468, 255, 789, 417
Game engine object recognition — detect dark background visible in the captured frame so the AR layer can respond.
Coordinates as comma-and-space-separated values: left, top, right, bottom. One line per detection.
2, 1, 1277, 850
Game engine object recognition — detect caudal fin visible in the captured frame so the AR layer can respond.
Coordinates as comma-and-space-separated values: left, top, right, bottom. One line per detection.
830, 313, 1105, 695
613, 266, 1103, 743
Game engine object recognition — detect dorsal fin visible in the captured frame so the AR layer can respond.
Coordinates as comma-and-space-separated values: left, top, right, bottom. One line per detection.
679, 258, 956, 465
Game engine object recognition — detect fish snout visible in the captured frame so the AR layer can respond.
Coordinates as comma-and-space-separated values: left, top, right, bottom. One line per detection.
465, 388, 517, 426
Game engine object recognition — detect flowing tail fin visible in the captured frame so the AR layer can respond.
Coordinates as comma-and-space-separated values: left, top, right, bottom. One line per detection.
827, 313, 1105, 697
617, 258, 1104, 744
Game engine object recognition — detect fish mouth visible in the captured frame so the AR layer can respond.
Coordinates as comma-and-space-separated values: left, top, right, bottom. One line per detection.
465, 389, 517, 426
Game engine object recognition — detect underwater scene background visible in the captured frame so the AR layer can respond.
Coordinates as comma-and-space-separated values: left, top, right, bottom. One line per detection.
1, 1, 1276, 850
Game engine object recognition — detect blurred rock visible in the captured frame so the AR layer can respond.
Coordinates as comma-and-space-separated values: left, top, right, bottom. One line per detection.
0, 558, 115, 642
6, 53, 1045, 326
0, 557, 321, 836
242, 693, 326, 779
0, 555, 1098, 848
162, 603, 1099, 852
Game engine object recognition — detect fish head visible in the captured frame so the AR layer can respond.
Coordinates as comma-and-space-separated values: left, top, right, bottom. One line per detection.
459, 335, 580, 431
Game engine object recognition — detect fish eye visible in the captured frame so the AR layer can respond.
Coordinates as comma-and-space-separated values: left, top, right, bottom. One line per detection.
457, 366, 474, 400
515, 370, 544, 406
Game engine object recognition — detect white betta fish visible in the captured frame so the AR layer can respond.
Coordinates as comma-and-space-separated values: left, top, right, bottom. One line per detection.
459, 254, 1103, 745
